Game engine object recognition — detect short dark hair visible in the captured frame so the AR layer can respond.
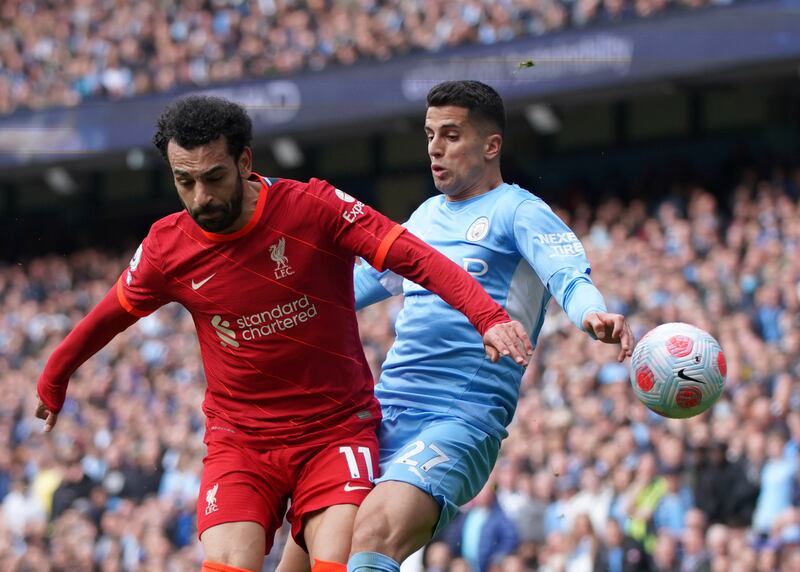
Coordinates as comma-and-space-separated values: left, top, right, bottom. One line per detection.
152, 95, 253, 163
426, 80, 505, 135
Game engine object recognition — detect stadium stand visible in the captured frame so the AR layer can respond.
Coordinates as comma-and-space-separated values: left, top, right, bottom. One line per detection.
0, 0, 735, 116
1, 159, 798, 570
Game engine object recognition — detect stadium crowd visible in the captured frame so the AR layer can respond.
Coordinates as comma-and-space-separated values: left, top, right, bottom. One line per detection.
1, 160, 799, 571
0, 0, 735, 116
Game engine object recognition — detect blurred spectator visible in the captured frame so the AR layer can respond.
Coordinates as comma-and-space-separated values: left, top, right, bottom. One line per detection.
754, 286, 785, 343
567, 513, 600, 571
0, 0, 739, 116
623, 452, 666, 553
780, 546, 800, 572
441, 480, 520, 572
593, 517, 652, 572
499, 553, 526, 572
0, 449, 12, 502
690, 442, 729, 525
609, 464, 637, 526
50, 458, 93, 520
449, 558, 472, 572
680, 524, 711, 572
652, 464, 694, 537
1, 476, 46, 537
496, 460, 545, 557
752, 431, 798, 536
703, 524, 729, 563
119, 439, 163, 501
423, 541, 452, 572
651, 531, 680, 571
569, 467, 613, 534
546, 470, 580, 536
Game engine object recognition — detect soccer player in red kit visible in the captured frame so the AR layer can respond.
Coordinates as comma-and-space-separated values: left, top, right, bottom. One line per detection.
35, 96, 532, 572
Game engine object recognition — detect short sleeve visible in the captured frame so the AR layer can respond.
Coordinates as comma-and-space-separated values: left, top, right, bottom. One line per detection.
116, 231, 170, 317
307, 178, 405, 271
513, 198, 591, 288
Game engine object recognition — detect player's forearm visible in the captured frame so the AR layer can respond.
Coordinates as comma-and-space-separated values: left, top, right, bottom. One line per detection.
381, 231, 510, 334
550, 269, 608, 333
37, 287, 139, 413
353, 264, 395, 310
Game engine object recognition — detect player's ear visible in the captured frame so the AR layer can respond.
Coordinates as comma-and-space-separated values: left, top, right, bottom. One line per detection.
237, 147, 253, 178
484, 133, 502, 161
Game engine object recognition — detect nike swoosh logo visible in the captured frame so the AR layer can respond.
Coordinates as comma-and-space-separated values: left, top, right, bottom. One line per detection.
191, 274, 216, 290
343, 483, 371, 492
677, 368, 705, 384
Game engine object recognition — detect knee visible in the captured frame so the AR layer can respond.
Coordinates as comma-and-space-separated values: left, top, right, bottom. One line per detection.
201, 521, 266, 572
351, 502, 393, 552
350, 487, 439, 560
203, 548, 262, 572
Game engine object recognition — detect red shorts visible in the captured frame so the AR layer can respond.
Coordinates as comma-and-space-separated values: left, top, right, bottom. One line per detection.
197, 423, 378, 554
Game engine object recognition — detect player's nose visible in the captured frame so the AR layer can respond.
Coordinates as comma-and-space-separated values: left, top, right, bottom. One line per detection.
193, 183, 214, 209
428, 139, 444, 159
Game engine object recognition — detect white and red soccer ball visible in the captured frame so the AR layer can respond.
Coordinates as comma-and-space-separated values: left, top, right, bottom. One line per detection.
629, 322, 726, 419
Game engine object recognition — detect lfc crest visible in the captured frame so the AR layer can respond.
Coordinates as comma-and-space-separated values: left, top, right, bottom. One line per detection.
269, 237, 294, 279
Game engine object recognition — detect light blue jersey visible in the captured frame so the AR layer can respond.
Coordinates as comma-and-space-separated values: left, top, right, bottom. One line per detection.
354, 183, 607, 441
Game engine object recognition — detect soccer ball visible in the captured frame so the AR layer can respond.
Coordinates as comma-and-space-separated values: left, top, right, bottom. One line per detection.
629, 322, 726, 419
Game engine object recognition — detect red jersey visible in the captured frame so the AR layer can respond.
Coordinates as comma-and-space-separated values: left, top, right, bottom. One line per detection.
117, 175, 400, 450
38, 173, 513, 452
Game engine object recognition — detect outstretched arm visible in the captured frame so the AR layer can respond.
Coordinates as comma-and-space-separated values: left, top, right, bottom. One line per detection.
308, 179, 531, 364
36, 286, 140, 431
549, 268, 633, 362
381, 230, 533, 365
513, 198, 633, 362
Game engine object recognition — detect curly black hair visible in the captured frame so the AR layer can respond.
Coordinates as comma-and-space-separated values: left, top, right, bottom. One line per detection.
152, 95, 253, 163
427, 80, 505, 136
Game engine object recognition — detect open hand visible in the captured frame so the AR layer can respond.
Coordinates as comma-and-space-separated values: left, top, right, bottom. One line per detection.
483, 320, 533, 366
582, 312, 634, 362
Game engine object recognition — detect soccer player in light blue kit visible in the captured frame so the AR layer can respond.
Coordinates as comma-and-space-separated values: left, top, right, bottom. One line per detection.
345, 81, 634, 572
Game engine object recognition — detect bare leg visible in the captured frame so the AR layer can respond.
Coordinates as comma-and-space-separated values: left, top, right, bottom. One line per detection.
304, 504, 359, 564
349, 481, 440, 562
276, 534, 312, 572
201, 521, 266, 572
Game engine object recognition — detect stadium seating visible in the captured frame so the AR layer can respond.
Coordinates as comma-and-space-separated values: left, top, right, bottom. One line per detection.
0, 0, 734, 116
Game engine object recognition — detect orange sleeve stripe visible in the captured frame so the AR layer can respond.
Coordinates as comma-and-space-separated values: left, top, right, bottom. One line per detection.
372, 224, 406, 272
115, 276, 151, 318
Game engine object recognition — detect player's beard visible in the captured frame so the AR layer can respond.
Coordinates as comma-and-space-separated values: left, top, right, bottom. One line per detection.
188, 176, 244, 233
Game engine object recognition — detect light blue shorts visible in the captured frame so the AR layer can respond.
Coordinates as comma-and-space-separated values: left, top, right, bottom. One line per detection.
375, 405, 501, 534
